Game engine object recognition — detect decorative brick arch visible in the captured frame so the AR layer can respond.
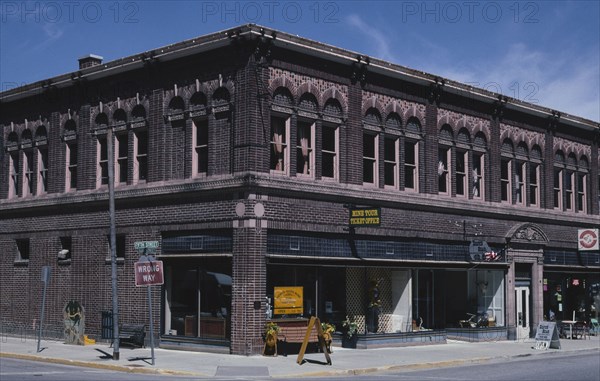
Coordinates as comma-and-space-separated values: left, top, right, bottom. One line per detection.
384, 101, 403, 122
506, 223, 549, 245
206, 79, 235, 100
322, 86, 347, 114
296, 82, 320, 108
269, 76, 297, 102
361, 96, 385, 118
401, 105, 423, 127
437, 114, 454, 131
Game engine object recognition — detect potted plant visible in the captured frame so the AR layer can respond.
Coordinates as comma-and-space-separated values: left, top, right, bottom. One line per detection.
341, 316, 359, 348
321, 322, 336, 353
263, 322, 280, 356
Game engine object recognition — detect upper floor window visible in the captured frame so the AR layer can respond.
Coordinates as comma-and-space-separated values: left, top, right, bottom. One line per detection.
384, 136, 398, 188
192, 118, 208, 177
321, 124, 338, 180
500, 138, 514, 203
66, 142, 78, 191
363, 132, 378, 185
528, 145, 542, 208
404, 118, 422, 192
455, 149, 467, 197
37, 147, 48, 194
97, 136, 108, 187
472, 152, 484, 199
270, 115, 290, 174
514, 161, 526, 204
576, 156, 589, 213
297, 120, 315, 177
23, 150, 34, 196
553, 151, 565, 210
116, 133, 128, 185
438, 147, 450, 194
9, 151, 19, 198
134, 130, 148, 182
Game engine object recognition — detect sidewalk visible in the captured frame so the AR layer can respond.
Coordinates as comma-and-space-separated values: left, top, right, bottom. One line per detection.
1, 335, 599, 378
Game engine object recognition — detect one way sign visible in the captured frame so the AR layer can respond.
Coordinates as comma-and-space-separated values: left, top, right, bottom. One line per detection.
134, 260, 164, 286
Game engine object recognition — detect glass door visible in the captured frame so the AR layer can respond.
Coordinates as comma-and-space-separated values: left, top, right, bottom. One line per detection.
515, 286, 530, 339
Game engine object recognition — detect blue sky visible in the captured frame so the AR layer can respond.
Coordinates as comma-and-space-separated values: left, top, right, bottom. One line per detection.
1, 1, 599, 122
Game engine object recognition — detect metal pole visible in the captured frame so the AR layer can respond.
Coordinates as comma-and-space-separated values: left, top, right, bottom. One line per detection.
148, 284, 155, 365
37, 269, 49, 353
107, 128, 120, 360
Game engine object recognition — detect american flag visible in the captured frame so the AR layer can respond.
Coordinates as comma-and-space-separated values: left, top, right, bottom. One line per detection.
485, 251, 499, 261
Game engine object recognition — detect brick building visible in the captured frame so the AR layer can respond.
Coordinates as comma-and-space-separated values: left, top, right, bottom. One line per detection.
1, 24, 599, 355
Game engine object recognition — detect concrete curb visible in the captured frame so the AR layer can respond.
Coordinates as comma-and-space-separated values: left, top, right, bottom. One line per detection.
0, 352, 207, 377
1, 346, 596, 378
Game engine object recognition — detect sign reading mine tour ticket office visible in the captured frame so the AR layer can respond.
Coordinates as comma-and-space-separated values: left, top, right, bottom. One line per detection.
349, 207, 381, 227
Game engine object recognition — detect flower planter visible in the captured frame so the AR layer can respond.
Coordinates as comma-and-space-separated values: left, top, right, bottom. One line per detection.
341, 334, 358, 348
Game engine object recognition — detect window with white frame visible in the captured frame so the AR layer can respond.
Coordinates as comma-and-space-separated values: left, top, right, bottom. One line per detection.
270, 115, 289, 173
16, 238, 30, 262
66, 142, 77, 191
500, 158, 512, 203
363, 132, 378, 185
321, 124, 338, 180
515, 161, 526, 204
553, 167, 563, 209
404, 140, 418, 191
296, 120, 315, 176
554, 151, 565, 210
438, 146, 450, 194
116, 133, 128, 185
472, 152, 484, 199
134, 130, 148, 182
529, 163, 540, 207
9, 152, 19, 198
565, 170, 575, 211
577, 172, 587, 213
97, 136, 108, 187
193, 118, 208, 176
37, 147, 48, 194
23, 150, 34, 196
456, 149, 467, 197
384, 136, 398, 187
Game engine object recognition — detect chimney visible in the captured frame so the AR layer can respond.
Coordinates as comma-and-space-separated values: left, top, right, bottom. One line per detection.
78, 54, 103, 69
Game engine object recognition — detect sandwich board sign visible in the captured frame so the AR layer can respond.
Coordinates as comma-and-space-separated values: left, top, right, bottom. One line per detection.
533, 321, 561, 350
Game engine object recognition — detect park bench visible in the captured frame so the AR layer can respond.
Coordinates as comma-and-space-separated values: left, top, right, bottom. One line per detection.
119, 324, 146, 348
278, 325, 319, 356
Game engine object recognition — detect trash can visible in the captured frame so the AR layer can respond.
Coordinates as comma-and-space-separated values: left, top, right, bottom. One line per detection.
101, 311, 113, 340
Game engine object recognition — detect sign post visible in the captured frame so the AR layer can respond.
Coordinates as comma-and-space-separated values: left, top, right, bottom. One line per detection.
134, 241, 162, 366
37, 266, 51, 352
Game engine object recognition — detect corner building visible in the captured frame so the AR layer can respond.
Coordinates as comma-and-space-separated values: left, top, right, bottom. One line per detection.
1, 25, 599, 354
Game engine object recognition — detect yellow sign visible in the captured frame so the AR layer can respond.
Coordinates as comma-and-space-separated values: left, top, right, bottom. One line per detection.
349, 207, 381, 226
274, 286, 303, 315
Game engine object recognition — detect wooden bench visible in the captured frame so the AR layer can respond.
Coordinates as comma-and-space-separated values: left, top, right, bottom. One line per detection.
119, 324, 146, 348
278, 325, 319, 356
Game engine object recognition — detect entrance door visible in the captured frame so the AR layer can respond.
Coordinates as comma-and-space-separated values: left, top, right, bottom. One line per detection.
515, 286, 530, 339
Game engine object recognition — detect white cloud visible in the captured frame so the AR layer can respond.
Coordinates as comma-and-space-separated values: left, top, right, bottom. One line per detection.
345, 14, 397, 62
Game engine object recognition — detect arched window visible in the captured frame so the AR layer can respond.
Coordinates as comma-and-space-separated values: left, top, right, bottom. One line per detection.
7, 132, 20, 198
529, 145, 542, 207
438, 125, 454, 195
472, 132, 487, 200
500, 138, 514, 203
35, 126, 48, 194
404, 118, 422, 192
21, 130, 34, 196
270, 87, 293, 174
321, 99, 342, 180
383, 114, 402, 189
363, 108, 382, 186
577, 156, 589, 213
553, 150, 565, 209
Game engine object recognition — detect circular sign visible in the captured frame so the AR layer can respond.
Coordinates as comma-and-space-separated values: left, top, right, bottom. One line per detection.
579, 229, 598, 249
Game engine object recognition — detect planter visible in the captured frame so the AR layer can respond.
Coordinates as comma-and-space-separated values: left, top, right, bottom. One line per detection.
341, 334, 358, 348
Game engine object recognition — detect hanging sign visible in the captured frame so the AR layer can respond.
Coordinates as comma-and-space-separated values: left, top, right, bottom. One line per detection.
578, 229, 599, 251
349, 207, 381, 226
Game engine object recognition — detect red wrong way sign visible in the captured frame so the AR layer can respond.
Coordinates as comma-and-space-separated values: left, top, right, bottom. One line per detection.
135, 260, 164, 286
